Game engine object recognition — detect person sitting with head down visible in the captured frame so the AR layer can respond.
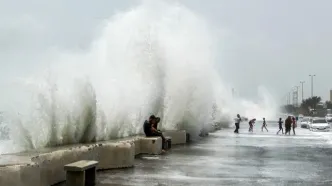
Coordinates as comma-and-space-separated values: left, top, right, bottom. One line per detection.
143, 115, 166, 151
154, 117, 161, 131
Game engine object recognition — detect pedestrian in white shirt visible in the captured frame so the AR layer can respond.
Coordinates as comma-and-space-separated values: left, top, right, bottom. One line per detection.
234, 114, 241, 133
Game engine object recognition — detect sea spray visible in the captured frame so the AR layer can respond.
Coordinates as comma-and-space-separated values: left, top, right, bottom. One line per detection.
237, 86, 278, 120
0, 0, 278, 153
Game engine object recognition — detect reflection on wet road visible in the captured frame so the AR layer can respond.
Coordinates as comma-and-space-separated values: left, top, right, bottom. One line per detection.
97, 124, 332, 186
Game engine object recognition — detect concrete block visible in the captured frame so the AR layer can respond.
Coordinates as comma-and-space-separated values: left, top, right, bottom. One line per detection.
31, 145, 97, 186
96, 141, 135, 169
133, 138, 141, 155
0, 164, 40, 186
64, 160, 98, 186
140, 137, 162, 155
122, 136, 142, 156
64, 160, 98, 171
19, 164, 41, 186
162, 130, 187, 145
66, 171, 85, 186
0, 165, 21, 186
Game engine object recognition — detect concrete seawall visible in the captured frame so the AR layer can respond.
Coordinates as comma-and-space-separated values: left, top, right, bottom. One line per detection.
0, 130, 189, 186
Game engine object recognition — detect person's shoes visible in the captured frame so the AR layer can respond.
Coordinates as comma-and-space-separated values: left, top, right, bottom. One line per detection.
161, 149, 166, 153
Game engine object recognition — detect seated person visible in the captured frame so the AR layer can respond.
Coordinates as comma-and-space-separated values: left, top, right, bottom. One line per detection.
143, 115, 155, 136
154, 117, 161, 131
143, 115, 166, 151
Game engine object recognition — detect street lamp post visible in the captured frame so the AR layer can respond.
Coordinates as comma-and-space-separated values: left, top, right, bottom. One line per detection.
295, 86, 300, 107
300, 81, 305, 102
309, 75, 316, 98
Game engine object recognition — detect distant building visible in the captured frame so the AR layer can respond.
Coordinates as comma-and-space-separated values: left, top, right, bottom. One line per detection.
330, 90, 332, 102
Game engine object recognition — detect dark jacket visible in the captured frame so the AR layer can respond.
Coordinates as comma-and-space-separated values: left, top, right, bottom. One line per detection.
143, 120, 152, 136
285, 118, 292, 127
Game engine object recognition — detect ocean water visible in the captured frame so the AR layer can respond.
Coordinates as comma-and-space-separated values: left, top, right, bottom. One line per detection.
0, 0, 278, 154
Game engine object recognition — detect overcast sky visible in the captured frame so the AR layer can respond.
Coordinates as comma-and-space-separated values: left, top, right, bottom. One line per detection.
0, 0, 331, 103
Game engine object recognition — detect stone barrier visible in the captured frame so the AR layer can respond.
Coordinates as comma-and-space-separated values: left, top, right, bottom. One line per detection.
32, 145, 97, 186
140, 137, 162, 155
0, 163, 40, 186
0, 130, 195, 186
97, 141, 135, 170
162, 130, 187, 145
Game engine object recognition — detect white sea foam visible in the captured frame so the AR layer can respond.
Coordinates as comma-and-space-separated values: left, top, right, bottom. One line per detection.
0, 0, 277, 153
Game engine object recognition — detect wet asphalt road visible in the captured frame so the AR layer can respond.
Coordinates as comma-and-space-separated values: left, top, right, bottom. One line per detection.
62, 123, 332, 186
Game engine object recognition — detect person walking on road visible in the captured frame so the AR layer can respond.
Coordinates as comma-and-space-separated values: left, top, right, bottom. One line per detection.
249, 118, 256, 132
285, 116, 292, 135
261, 118, 268, 132
277, 118, 284, 134
292, 117, 297, 135
234, 114, 241, 133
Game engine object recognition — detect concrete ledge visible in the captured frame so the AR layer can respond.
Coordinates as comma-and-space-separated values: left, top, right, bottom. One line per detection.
0, 164, 40, 186
121, 137, 141, 156
0, 166, 19, 186
31, 141, 135, 185
162, 130, 187, 145
97, 141, 135, 170
31, 145, 97, 186
0, 130, 189, 185
19, 164, 41, 186
0, 165, 22, 186
134, 139, 141, 155
140, 137, 162, 155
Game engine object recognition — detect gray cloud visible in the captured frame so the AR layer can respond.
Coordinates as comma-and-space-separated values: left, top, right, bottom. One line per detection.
0, 0, 331, 102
